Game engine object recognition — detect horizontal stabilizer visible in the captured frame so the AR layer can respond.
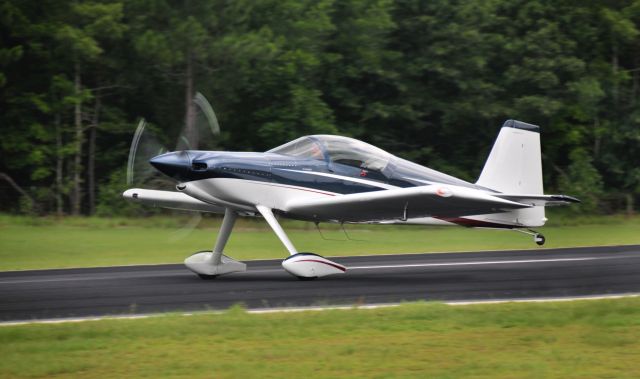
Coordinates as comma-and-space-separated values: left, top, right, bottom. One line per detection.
123, 188, 225, 213
495, 193, 581, 207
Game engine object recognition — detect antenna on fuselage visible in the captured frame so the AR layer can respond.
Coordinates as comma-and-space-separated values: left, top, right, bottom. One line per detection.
314, 222, 346, 241
313, 222, 367, 242
340, 223, 366, 242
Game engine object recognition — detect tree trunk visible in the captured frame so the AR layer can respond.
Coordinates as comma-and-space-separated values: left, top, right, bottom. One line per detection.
72, 61, 83, 216
593, 116, 600, 158
55, 112, 64, 216
633, 53, 639, 106
183, 51, 197, 149
0, 173, 37, 213
88, 91, 101, 215
612, 44, 619, 108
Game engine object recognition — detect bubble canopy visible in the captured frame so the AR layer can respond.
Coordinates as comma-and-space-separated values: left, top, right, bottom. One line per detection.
268, 135, 392, 171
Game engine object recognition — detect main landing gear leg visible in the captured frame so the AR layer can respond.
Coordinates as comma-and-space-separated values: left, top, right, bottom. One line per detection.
185, 208, 247, 279
255, 205, 346, 280
514, 228, 546, 246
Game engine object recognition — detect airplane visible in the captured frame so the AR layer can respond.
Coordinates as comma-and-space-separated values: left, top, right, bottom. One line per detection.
123, 119, 580, 280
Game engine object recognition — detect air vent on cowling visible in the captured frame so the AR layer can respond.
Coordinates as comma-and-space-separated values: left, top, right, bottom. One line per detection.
191, 162, 207, 171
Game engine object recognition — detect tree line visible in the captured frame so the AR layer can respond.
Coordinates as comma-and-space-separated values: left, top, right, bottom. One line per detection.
1, 0, 639, 216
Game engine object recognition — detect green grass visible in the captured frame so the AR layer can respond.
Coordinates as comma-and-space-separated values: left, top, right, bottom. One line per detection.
0, 213, 639, 271
1, 298, 640, 378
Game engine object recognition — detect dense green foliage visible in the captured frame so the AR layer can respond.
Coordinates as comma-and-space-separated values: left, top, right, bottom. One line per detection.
1, 298, 640, 378
1, 0, 639, 215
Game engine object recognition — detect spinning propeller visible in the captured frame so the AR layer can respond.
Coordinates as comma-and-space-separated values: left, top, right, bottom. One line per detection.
126, 92, 222, 235
127, 92, 221, 188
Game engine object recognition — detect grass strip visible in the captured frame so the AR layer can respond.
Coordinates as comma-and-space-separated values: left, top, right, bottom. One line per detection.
1, 297, 639, 378
1, 214, 639, 271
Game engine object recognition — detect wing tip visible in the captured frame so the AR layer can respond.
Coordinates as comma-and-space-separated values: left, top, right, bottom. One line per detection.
122, 188, 137, 199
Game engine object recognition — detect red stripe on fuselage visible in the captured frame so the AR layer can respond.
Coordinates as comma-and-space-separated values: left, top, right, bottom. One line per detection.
434, 217, 515, 229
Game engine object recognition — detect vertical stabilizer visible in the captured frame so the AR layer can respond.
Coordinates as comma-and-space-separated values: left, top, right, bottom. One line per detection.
476, 120, 545, 227
476, 120, 543, 195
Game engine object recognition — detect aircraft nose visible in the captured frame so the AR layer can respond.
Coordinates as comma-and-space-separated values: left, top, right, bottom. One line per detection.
149, 151, 191, 180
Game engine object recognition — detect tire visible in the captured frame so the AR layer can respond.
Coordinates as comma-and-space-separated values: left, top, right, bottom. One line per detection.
296, 276, 318, 281
535, 234, 546, 246
198, 274, 218, 280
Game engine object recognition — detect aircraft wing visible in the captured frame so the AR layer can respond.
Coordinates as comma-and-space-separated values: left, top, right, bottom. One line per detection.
282, 185, 531, 222
123, 188, 225, 213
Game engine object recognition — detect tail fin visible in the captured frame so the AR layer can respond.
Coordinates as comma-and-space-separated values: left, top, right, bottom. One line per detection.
476, 120, 543, 195
475, 120, 545, 227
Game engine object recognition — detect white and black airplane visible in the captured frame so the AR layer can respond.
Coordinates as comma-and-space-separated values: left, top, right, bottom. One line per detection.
123, 119, 579, 280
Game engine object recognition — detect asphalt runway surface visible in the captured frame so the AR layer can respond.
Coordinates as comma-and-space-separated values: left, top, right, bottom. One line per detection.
1, 245, 639, 322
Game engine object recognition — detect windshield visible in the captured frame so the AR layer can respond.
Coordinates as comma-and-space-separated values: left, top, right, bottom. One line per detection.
269, 135, 391, 172
267, 136, 325, 160
316, 135, 391, 171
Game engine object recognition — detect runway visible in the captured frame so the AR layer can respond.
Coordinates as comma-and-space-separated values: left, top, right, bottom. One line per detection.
1, 245, 639, 322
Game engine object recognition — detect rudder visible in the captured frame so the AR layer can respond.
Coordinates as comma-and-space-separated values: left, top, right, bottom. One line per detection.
476, 120, 543, 195
475, 120, 545, 227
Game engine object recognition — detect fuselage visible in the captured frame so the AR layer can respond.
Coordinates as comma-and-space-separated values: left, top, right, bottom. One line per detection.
149, 135, 524, 227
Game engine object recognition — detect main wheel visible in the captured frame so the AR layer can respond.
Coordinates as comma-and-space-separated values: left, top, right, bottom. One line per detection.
198, 274, 218, 280
534, 233, 546, 246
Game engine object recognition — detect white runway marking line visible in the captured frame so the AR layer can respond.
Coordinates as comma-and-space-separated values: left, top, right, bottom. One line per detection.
1, 293, 639, 327
0, 244, 637, 273
241, 255, 632, 274
1, 255, 636, 283
347, 256, 623, 270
